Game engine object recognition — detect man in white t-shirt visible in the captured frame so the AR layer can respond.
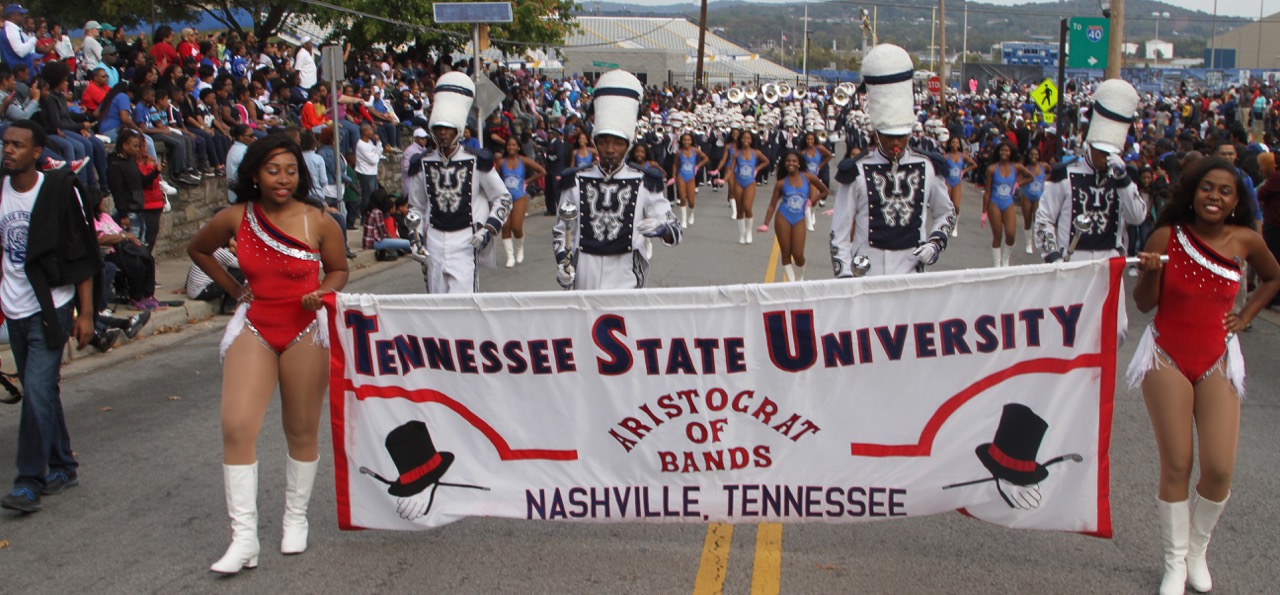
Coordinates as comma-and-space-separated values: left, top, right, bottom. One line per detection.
0, 120, 100, 514
295, 37, 317, 91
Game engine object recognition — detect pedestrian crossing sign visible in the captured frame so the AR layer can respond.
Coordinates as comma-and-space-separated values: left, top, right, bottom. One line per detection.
1034, 78, 1058, 113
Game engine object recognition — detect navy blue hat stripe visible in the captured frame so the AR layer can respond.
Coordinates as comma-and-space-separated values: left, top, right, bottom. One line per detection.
436, 84, 474, 98
1094, 103, 1136, 124
595, 87, 642, 100
864, 70, 913, 85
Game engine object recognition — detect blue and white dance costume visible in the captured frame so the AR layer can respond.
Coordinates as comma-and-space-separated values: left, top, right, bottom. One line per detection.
734, 151, 758, 188
1022, 167, 1045, 202
574, 150, 594, 168
990, 164, 1017, 212
777, 175, 810, 226
500, 158, 527, 201
678, 150, 698, 182
945, 154, 965, 188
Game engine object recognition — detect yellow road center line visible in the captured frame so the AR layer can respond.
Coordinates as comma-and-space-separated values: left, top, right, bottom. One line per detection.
750, 523, 783, 595
751, 241, 784, 594
692, 236, 786, 595
692, 523, 735, 595
764, 238, 781, 284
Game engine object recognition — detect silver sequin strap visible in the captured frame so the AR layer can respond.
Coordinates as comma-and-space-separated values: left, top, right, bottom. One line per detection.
247, 206, 321, 262
1176, 226, 1241, 283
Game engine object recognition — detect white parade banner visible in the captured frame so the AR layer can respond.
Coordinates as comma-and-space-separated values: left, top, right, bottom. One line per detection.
324, 258, 1124, 537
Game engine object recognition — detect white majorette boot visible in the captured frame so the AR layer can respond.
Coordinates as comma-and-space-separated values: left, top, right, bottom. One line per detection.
951, 221, 959, 237
645, 238, 653, 259
1158, 498, 1190, 595
1025, 234, 1033, 254
992, 247, 1002, 268
737, 219, 747, 244
281, 456, 319, 555
729, 199, 737, 219
794, 265, 805, 281
211, 463, 260, 574
1001, 245, 1012, 268
746, 222, 754, 244
514, 237, 524, 264
687, 208, 695, 226
502, 238, 515, 268
680, 205, 688, 229
806, 208, 815, 231
1187, 491, 1229, 593
782, 264, 795, 282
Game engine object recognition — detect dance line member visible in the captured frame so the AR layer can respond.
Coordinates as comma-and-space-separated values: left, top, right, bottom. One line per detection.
730, 131, 769, 244
188, 134, 349, 574
498, 136, 544, 268
670, 132, 708, 229
1019, 146, 1048, 253
759, 150, 828, 281
943, 135, 977, 238
982, 142, 1032, 267
1127, 157, 1280, 595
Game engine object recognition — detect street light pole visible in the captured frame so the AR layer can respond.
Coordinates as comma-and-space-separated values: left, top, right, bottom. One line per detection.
695, 0, 708, 90
801, 2, 810, 88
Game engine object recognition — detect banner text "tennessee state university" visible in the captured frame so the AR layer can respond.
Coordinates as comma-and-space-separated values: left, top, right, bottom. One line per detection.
341, 305, 1083, 378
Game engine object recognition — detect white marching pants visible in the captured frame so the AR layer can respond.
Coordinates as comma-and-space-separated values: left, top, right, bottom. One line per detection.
425, 228, 477, 294
575, 251, 647, 290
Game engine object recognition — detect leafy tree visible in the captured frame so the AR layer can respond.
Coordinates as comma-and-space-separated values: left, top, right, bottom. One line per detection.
310, 0, 578, 56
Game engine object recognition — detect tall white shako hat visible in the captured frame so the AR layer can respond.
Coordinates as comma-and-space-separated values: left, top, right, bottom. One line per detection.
1085, 79, 1139, 155
428, 71, 475, 131
592, 69, 643, 142
862, 44, 916, 136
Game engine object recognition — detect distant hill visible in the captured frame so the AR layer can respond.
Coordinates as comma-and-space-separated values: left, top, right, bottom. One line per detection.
576, 0, 1248, 61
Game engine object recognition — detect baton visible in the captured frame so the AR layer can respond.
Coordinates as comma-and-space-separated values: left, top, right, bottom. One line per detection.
941, 453, 1084, 490
1063, 214, 1091, 263
851, 254, 871, 278
358, 466, 491, 491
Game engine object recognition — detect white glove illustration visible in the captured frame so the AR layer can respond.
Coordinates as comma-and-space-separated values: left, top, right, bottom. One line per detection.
396, 490, 433, 521
996, 479, 1043, 510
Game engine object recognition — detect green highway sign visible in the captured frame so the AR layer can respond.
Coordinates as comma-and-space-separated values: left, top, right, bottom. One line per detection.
592, 60, 620, 69
1067, 17, 1109, 70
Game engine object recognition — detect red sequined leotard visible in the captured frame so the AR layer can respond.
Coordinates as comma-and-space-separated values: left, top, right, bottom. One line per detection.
1151, 225, 1241, 383
236, 203, 322, 353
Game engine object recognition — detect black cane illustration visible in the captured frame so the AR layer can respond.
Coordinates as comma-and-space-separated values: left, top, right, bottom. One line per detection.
359, 466, 491, 491
941, 454, 1084, 490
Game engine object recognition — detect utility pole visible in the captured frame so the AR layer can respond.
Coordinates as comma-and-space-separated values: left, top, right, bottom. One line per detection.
930, 7, 937, 72
1209, 0, 1218, 69
940, 0, 947, 109
695, 0, 708, 91
801, 2, 810, 88
1105, 0, 1124, 79
962, 1, 968, 66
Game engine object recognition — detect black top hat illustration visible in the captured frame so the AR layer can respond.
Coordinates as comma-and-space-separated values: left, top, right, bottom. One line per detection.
383, 420, 455, 497
975, 403, 1049, 486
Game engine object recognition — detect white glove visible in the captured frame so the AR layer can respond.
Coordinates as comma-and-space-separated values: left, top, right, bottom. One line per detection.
996, 479, 1043, 510
1106, 154, 1127, 180
636, 217, 671, 238
469, 228, 492, 250
556, 261, 575, 289
912, 240, 942, 266
395, 490, 433, 521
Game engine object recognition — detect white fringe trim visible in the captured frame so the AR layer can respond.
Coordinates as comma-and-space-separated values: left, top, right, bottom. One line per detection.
312, 306, 329, 349
1225, 334, 1246, 399
1125, 325, 1162, 391
219, 303, 249, 362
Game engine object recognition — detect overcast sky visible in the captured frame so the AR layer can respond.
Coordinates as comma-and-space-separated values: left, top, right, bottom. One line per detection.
617, 1, 1267, 19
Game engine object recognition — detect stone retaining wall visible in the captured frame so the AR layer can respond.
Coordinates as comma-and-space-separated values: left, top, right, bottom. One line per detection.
150, 159, 404, 259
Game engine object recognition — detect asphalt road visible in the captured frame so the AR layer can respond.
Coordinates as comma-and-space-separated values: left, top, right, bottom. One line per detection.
1, 180, 1278, 594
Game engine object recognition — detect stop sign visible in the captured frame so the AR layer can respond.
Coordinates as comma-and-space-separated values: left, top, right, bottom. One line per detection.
927, 76, 942, 96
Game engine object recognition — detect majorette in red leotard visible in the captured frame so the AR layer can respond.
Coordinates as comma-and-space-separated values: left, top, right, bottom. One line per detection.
221, 203, 323, 356
1127, 225, 1245, 395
